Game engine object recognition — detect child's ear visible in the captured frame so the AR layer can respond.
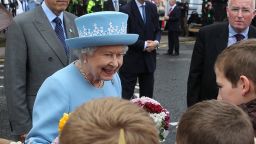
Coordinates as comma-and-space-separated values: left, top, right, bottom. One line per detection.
239, 75, 250, 97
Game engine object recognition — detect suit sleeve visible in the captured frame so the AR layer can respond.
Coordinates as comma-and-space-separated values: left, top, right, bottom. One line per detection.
187, 29, 205, 107
4, 20, 31, 135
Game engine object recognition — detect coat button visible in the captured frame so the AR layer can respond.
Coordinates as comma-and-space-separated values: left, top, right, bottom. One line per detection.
48, 57, 53, 62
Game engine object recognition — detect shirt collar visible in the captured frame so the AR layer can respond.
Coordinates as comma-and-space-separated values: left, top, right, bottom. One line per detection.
228, 24, 249, 38
135, 0, 146, 7
112, 0, 118, 3
171, 4, 176, 9
41, 1, 64, 23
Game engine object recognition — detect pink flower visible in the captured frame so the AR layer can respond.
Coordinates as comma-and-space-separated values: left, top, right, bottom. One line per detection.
131, 96, 170, 141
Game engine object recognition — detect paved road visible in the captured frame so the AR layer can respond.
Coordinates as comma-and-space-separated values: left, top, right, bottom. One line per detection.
155, 40, 194, 144
0, 35, 195, 144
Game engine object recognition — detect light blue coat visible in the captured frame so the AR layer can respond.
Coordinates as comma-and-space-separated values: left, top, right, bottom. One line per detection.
25, 63, 121, 143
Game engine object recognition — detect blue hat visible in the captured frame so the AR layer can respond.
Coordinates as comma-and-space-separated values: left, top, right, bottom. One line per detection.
65, 11, 139, 49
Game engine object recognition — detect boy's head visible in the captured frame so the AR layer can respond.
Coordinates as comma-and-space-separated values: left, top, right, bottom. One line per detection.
215, 39, 256, 105
59, 97, 159, 144
176, 100, 254, 144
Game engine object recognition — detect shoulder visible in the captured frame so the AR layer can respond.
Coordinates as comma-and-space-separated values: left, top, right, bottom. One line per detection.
51, 63, 76, 81
249, 25, 256, 32
64, 11, 77, 20
199, 22, 227, 34
146, 1, 157, 9
37, 64, 77, 96
13, 7, 38, 23
176, 6, 181, 11
120, 1, 132, 11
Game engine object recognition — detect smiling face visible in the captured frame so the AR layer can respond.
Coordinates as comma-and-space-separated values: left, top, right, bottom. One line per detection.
83, 45, 125, 81
226, 0, 256, 33
45, 0, 70, 16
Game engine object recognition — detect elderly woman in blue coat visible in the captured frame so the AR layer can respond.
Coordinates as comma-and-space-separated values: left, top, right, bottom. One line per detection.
25, 11, 138, 144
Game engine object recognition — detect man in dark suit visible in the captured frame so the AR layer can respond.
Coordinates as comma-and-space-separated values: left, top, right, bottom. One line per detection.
251, 16, 256, 27
187, 0, 256, 107
103, 0, 126, 11
165, 0, 180, 56
4, 0, 78, 141
119, 0, 161, 99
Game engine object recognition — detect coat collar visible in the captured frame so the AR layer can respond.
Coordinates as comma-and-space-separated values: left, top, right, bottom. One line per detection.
33, 7, 68, 65
131, 0, 147, 27
216, 22, 229, 53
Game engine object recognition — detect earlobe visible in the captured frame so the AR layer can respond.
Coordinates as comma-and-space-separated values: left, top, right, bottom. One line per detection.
81, 54, 88, 64
240, 75, 250, 97
226, 8, 229, 18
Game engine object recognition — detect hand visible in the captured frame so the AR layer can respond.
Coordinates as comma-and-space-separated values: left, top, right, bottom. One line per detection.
164, 16, 169, 20
144, 40, 158, 52
19, 133, 27, 143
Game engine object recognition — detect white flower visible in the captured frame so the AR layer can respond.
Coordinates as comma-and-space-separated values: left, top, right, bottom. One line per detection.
149, 112, 166, 129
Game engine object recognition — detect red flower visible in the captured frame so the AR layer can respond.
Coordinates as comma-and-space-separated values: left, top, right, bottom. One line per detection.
144, 102, 163, 113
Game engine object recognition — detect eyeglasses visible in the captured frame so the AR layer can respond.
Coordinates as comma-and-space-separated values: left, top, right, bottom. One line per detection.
229, 7, 255, 14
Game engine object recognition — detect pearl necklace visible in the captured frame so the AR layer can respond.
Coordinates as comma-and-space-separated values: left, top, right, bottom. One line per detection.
75, 60, 104, 88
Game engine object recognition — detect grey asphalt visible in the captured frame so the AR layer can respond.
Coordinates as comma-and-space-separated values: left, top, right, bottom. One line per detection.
0, 34, 195, 144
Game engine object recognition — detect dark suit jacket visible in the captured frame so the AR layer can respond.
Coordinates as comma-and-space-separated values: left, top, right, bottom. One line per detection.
167, 5, 181, 32
119, 0, 161, 73
103, 0, 126, 11
4, 6, 78, 135
187, 22, 256, 107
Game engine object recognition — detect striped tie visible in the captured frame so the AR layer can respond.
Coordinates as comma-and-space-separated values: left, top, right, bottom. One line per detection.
141, 5, 146, 23
53, 17, 69, 55
234, 34, 245, 42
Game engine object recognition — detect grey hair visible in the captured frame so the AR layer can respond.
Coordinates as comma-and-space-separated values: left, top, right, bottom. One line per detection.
227, 0, 256, 9
81, 47, 97, 55
78, 47, 96, 61
78, 46, 128, 61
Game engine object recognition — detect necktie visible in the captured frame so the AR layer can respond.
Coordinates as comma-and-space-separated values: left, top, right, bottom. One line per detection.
234, 34, 245, 42
114, 0, 119, 11
169, 7, 173, 15
53, 17, 69, 55
141, 5, 146, 24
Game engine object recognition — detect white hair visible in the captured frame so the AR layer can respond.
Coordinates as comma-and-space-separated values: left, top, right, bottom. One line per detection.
81, 47, 97, 55
227, 0, 256, 9
79, 46, 128, 61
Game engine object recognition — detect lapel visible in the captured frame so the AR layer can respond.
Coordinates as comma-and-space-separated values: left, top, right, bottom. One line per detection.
131, 0, 145, 27
145, 3, 150, 25
216, 23, 229, 53
106, 0, 115, 11
109, 0, 115, 10
63, 12, 77, 39
248, 26, 256, 38
33, 7, 67, 65
169, 7, 173, 16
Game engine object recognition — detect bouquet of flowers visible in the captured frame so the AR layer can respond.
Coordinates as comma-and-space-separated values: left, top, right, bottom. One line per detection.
131, 96, 170, 142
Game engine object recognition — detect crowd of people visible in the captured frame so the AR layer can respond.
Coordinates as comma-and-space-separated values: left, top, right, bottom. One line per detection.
1, 0, 256, 143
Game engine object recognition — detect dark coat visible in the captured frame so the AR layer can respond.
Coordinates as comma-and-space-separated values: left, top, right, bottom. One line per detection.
167, 5, 181, 32
187, 22, 256, 107
103, 0, 126, 11
119, 0, 161, 73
